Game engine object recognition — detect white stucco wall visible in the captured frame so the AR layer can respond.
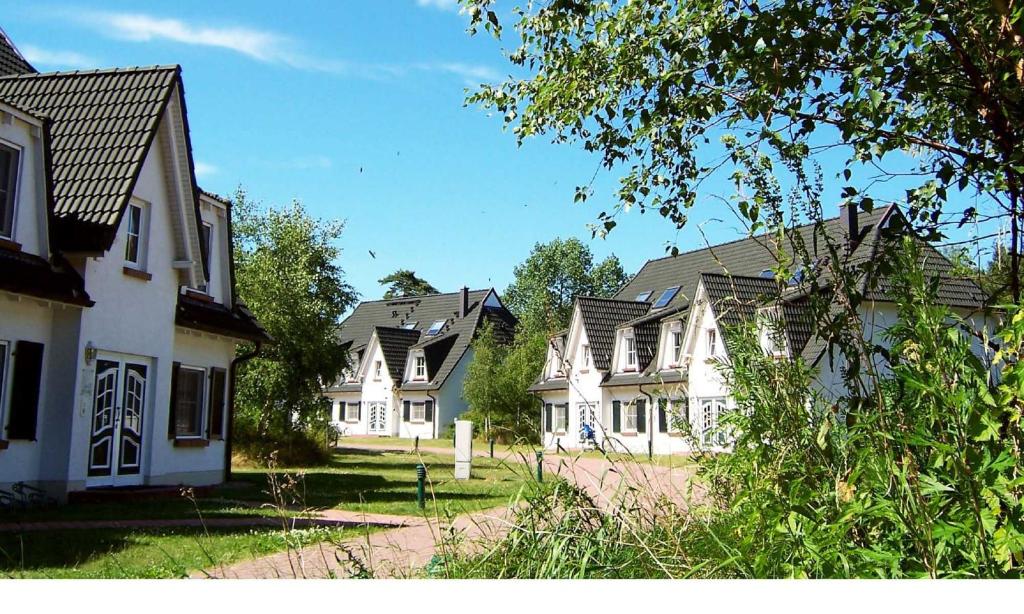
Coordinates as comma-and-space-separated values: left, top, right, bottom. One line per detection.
359, 340, 398, 436
0, 109, 47, 257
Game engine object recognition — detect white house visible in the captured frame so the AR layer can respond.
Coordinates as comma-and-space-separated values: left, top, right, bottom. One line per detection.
325, 288, 516, 439
530, 205, 991, 455
0, 32, 268, 501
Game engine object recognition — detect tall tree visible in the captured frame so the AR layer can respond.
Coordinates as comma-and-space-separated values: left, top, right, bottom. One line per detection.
465, 0, 1024, 300
504, 237, 629, 333
379, 269, 440, 299
232, 189, 357, 435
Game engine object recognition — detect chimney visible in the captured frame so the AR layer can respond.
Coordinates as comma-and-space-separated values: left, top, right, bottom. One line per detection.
841, 203, 858, 247
458, 287, 469, 318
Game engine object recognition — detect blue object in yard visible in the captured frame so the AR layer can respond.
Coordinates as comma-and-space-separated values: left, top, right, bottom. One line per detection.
582, 423, 596, 442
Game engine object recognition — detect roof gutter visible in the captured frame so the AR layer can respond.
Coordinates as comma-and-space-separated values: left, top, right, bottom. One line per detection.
224, 341, 262, 482
426, 389, 439, 439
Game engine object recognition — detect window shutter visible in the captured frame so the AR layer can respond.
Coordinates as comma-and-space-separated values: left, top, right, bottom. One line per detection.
168, 362, 181, 438
7, 341, 44, 440
544, 403, 552, 432
636, 399, 647, 434
209, 367, 227, 440
357, 401, 362, 421
403, 400, 411, 422
658, 398, 668, 433
612, 400, 621, 433
681, 398, 690, 424
425, 400, 434, 422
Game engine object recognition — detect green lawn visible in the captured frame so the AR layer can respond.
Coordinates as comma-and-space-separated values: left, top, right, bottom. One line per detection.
234, 447, 537, 517
0, 525, 367, 579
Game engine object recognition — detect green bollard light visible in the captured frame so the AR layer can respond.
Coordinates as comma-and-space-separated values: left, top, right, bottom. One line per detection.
535, 450, 543, 483
416, 463, 426, 509
489, 438, 495, 459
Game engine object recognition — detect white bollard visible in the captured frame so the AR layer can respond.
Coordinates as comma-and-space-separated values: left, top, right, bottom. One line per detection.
454, 420, 473, 480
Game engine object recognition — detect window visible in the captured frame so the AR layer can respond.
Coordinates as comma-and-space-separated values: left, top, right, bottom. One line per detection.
555, 403, 568, 432
635, 291, 653, 302
401, 321, 418, 330
124, 203, 145, 266
706, 329, 718, 356
426, 320, 446, 336
0, 144, 20, 239
624, 402, 639, 432
758, 307, 787, 356
345, 402, 359, 422
174, 367, 206, 438
624, 335, 637, 370
373, 360, 383, 380
414, 355, 426, 380
200, 221, 213, 273
0, 340, 8, 434
581, 344, 591, 370
652, 286, 680, 309
700, 398, 727, 446
670, 330, 683, 366
411, 402, 426, 422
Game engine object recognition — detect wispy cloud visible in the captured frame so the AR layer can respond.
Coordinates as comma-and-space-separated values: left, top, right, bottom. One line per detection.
193, 161, 218, 178
19, 44, 97, 69
415, 0, 461, 11
282, 155, 333, 170
57, 10, 497, 83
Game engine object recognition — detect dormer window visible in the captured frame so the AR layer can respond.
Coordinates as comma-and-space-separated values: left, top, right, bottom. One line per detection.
426, 320, 446, 336
0, 143, 20, 240
581, 344, 591, 371
124, 202, 148, 268
670, 328, 683, 366
706, 328, 718, 357
414, 355, 426, 380
373, 360, 383, 380
624, 334, 637, 371
758, 306, 788, 357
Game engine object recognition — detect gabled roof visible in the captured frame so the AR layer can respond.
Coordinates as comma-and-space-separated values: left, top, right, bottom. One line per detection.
374, 326, 422, 382
576, 296, 652, 371
0, 28, 34, 76
699, 273, 814, 357
0, 66, 185, 251
0, 246, 92, 306
338, 289, 517, 391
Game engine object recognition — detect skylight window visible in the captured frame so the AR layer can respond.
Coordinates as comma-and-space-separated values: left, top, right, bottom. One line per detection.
635, 291, 653, 302
426, 320, 446, 336
401, 321, 417, 330
760, 269, 775, 279
652, 286, 680, 309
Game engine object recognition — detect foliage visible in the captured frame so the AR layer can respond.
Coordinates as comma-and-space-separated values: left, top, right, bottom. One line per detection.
231, 188, 357, 449
462, 322, 547, 443
378, 269, 440, 299
465, 0, 1024, 297
503, 237, 628, 334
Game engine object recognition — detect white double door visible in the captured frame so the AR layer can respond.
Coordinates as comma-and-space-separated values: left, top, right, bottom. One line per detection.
86, 353, 151, 487
367, 401, 388, 435
577, 402, 597, 443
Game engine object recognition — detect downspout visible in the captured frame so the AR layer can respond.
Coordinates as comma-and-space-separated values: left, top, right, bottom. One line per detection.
638, 382, 655, 459
224, 341, 261, 482
426, 389, 439, 439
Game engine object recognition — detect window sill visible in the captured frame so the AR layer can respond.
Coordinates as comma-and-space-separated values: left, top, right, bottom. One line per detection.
0, 439, 8, 450
123, 266, 152, 281
409, 419, 426, 424
345, 419, 360, 424
174, 438, 210, 448
619, 431, 638, 437
0, 237, 22, 252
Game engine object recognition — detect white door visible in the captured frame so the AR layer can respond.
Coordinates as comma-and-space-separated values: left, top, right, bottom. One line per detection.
577, 402, 596, 443
367, 402, 387, 435
86, 354, 150, 487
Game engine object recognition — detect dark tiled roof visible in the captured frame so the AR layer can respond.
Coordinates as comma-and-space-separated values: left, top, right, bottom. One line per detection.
374, 326, 421, 382
0, 66, 181, 250
0, 29, 34, 76
0, 246, 92, 306
175, 294, 271, 343
337, 289, 516, 391
577, 296, 651, 371
601, 369, 685, 388
528, 378, 569, 393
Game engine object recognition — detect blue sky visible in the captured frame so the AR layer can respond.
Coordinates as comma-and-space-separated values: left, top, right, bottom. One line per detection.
1, 1, 997, 303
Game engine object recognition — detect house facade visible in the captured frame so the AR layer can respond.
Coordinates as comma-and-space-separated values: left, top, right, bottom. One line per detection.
0, 32, 267, 500
325, 288, 515, 439
530, 205, 991, 455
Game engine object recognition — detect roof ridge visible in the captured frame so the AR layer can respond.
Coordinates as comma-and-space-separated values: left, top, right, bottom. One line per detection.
355, 288, 493, 305
577, 295, 651, 304
0, 64, 180, 81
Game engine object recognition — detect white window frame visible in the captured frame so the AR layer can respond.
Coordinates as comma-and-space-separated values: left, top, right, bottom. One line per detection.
123, 201, 149, 268
201, 220, 214, 272
757, 306, 788, 357
581, 344, 591, 372
401, 321, 418, 330
669, 398, 688, 432
414, 355, 426, 380
0, 339, 9, 435
175, 365, 207, 439
555, 403, 568, 433
700, 397, 727, 446
624, 334, 637, 371
624, 401, 639, 432
345, 402, 359, 422
411, 402, 426, 422
706, 328, 718, 357
373, 360, 383, 381
0, 141, 22, 241
670, 327, 683, 367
